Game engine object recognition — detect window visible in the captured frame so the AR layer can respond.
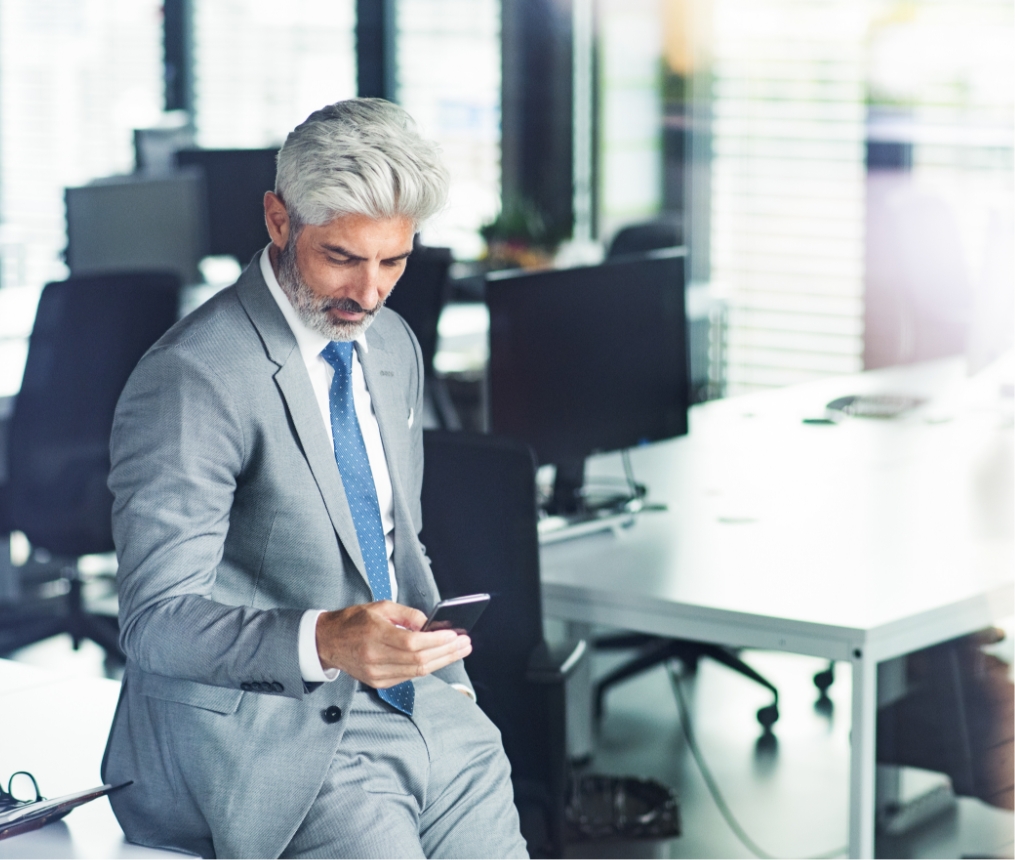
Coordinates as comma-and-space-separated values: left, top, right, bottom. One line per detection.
0, 0, 163, 396
864, 0, 1014, 373
677, 0, 1013, 395
0, 0, 163, 291
709, 0, 867, 393
395, 0, 501, 260
191, 0, 357, 148
596, 0, 664, 240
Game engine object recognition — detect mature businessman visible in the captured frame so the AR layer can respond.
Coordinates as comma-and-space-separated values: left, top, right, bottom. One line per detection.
102, 99, 527, 859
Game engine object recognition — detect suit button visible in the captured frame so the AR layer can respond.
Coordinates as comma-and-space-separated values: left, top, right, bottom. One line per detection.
322, 706, 342, 724
241, 682, 253, 692
253, 682, 265, 692
271, 681, 284, 693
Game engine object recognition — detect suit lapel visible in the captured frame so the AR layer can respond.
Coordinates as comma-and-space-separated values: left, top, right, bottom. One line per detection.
357, 325, 405, 474
236, 266, 369, 585
272, 359, 368, 582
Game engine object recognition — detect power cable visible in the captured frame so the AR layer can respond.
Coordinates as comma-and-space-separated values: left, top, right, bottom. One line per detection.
665, 662, 848, 859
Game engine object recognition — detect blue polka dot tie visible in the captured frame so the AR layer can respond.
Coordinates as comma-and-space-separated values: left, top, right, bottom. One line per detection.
321, 341, 414, 716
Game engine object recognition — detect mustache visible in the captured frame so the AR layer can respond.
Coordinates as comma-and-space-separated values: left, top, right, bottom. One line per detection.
321, 296, 381, 316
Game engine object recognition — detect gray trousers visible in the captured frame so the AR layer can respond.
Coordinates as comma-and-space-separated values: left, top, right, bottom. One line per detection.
282, 675, 528, 859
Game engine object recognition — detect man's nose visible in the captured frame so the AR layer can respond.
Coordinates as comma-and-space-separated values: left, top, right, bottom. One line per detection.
350, 263, 384, 309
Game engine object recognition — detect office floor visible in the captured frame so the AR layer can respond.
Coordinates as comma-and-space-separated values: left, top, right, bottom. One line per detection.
9, 634, 1014, 860
569, 640, 1014, 860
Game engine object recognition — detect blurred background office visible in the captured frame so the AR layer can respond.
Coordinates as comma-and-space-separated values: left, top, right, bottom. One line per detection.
0, 0, 1010, 400
0, 1, 1011, 858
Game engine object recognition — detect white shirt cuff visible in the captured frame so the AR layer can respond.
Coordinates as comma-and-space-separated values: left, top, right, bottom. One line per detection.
299, 609, 339, 683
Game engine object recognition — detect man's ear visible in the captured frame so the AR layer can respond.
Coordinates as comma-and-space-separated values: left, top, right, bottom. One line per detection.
264, 191, 291, 250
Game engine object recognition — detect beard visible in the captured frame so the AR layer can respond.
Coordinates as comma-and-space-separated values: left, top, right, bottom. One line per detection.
275, 238, 383, 342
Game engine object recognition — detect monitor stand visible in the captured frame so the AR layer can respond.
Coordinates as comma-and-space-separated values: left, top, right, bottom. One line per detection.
548, 459, 587, 516
539, 457, 665, 544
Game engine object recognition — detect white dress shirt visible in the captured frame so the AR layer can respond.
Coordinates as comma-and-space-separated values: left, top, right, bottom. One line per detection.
260, 249, 397, 683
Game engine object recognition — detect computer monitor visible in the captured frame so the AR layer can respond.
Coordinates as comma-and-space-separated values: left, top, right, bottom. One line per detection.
486, 248, 689, 514
64, 170, 207, 286
174, 148, 278, 266
134, 124, 195, 175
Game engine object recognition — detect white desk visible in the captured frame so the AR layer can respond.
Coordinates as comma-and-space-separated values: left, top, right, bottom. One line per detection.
0, 660, 184, 859
540, 356, 1014, 858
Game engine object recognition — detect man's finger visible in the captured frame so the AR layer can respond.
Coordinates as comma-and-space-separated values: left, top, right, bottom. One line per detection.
375, 622, 459, 653
369, 635, 472, 687
373, 600, 429, 632
375, 630, 470, 666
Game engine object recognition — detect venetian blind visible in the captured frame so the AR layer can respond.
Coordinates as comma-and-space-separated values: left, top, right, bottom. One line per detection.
710, 0, 867, 394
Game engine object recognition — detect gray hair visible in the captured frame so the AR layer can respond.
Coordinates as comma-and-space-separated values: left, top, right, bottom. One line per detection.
275, 98, 449, 233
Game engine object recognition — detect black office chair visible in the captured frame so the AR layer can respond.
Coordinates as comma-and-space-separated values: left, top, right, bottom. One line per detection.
385, 240, 459, 428
606, 219, 681, 259
0, 271, 181, 661
420, 430, 586, 857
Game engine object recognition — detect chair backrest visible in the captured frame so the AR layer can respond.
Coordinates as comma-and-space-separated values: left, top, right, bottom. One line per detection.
606, 219, 681, 258
420, 430, 551, 772
421, 430, 544, 663
6, 271, 181, 555
384, 243, 452, 376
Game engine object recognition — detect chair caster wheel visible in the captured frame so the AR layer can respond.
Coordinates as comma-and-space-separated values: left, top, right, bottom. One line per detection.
814, 662, 834, 694
757, 704, 779, 729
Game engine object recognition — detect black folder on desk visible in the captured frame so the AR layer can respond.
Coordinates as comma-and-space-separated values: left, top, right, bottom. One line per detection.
0, 782, 129, 840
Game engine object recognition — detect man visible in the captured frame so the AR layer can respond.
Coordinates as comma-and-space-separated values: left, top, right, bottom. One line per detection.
102, 99, 527, 859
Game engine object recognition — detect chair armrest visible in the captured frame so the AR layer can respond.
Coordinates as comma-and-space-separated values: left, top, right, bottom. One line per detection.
525, 638, 588, 684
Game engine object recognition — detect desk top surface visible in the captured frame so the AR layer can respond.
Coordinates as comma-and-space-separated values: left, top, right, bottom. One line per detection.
541, 357, 1014, 652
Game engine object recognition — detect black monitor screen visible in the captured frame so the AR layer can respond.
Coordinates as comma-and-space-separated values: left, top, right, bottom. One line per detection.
175, 148, 278, 265
487, 248, 688, 508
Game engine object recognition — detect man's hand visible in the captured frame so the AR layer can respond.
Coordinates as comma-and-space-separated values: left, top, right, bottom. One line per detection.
315, 601, 472, 688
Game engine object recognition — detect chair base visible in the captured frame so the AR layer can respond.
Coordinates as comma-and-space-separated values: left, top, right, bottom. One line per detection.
594, 635, 779, 731
0, 557, 123, 664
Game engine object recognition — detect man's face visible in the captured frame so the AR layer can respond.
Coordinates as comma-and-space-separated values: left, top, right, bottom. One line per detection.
266, 194, 414, 341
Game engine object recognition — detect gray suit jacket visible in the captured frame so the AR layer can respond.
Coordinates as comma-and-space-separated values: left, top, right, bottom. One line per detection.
101, 260, 469, 858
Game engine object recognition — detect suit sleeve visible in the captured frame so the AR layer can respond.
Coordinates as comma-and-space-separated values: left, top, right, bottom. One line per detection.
110, 342, 305, 697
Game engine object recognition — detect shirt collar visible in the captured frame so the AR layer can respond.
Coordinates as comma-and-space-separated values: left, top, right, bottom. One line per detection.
259, 246, 369, 365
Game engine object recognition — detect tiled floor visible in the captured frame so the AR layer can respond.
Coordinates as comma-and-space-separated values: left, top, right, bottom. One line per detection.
9, 634, 1014, 859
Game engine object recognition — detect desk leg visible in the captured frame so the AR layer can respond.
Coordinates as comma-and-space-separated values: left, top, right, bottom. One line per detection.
565, 621, 594, 762
849, 652, 877, 858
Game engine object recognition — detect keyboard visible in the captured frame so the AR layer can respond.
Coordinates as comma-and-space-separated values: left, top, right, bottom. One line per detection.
825, 394, 925, 419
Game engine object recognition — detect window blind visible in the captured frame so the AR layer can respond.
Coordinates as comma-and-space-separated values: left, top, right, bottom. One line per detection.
710, 0, 867, 394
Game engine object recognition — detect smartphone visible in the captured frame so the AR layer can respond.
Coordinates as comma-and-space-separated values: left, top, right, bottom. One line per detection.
422, 593, 491, 634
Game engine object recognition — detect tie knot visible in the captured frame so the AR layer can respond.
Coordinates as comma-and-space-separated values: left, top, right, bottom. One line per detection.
321, 341, 354, 373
